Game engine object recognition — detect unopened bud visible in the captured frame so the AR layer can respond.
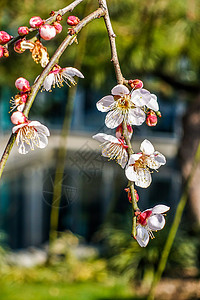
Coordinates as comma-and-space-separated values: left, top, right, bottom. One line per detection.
11, 111, 27, 125
18, 26, 29, 36
39, 24, 57, 40
29, 16, 44, 28
0, 31, 12, 44
56, 14, 62, 22
128, 79, 143, 90
146, 110, 158, 127
14, 39, 26, 53
53, 22, 62, 34
15, 77, 31, 93
67, 16, 80, 26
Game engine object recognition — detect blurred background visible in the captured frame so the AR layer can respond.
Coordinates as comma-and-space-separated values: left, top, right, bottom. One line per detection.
0, 0, 200, 299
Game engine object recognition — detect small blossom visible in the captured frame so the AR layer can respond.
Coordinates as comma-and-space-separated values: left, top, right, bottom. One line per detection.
146, 110, 158, 126
12, 120, 50, 154
116, 123, 133, 140
96, 84, 155, 129
128, 79, 143, 90
10, 93, 28, 112
39, 64, 84, 91
29, 16, 44, 28
136, 205, 170, 247
11, 111, 27, 125
15, 77, 31, 93
0, 31, 12, 44
67, 16, 80, 26
21, 40, 49, 67
39, 24, 56, 40
53, 22, 62, 34
92, 133, 128, 168
18, 26, 29, 36
125, 139, 166, 188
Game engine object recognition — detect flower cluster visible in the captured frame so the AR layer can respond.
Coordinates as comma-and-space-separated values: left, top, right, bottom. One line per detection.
93, 81, 170, 247
1, 12, 84, 155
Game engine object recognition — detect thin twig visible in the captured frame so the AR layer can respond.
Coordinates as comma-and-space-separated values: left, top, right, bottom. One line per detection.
99, 0, 124, 84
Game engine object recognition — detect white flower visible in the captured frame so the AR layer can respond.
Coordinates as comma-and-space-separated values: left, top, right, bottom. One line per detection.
96, 84, 154, 129
40, 64, 84, 91
21, 40, 49, 68
92, 133, 128, 168
125, 139, 166, 188
12, 121, 50, 154
136, 205, 170, 247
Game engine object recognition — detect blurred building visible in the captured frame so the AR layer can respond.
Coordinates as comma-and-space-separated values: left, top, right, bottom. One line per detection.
0, 85, 185, 249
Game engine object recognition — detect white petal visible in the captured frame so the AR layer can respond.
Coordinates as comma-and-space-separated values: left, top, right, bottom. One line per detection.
128, 107, 146, 126
105, 109, 124, 129
146, 156, 161, 170
135, 169, 152, 188
37, 133, 48, 148
43, 73, 54, 91
18, 141, 30, 154
17, 103, 25, 112
117, 150, 128, 169
147, 94, 159, 111
128, 153, 142, 165
62, 67, 84, 78
125, 165, 137, 181
136, 225, 149, 247
96, 96, 114, 112
28, 121, 50, 136
140, 139, 155, 155
153, 151, 166, 165
92, 133, 119, 144
111, 84, 129, 96
152, 205, 170, 214
148, 214, 165, 231
131, 89, 151, 106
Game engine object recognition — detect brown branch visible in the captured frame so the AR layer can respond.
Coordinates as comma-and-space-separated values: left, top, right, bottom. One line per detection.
99, 0, 124, 84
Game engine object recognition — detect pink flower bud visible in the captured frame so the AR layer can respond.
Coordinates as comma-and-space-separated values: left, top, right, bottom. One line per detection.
0, 31, 12, 44
14, 39, 26, 53
20, 93, 28, 103
146, 110, 158, 127
15, 77, 31, 93
128, 79, 143, 90
39, 24, 57, 40
53, 22, 62, 34
67, 16, 80, 26
11, 111, 27, 125
0, 45, 4, 57
29, 16, 44, 28
18, 26, 29, 36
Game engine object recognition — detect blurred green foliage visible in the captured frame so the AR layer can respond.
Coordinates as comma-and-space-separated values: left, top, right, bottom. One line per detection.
0, 0, 199, 93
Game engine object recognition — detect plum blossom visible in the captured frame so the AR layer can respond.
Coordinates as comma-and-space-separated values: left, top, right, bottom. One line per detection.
125, 139, 166, 188
136, 205, 170, 247
96, 84, 159, 129
92, 133, 128, 168
21, 40, 49, 67
11, 112, 50, 154
10, 93, 28, 112
39, 64, 84, 91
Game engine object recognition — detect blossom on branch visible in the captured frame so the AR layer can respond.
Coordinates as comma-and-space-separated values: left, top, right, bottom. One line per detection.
96, 84, 158, 129
136, 205, 170, 247
11, 112, 50, 155
39, 64, 84, 91
125, 139, 166, 188
92, 133, 128, 168
20, 40, 49, 67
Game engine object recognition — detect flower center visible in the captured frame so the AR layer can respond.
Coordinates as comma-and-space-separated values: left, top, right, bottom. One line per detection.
116, 95, 131, 110
138, 210, 152, 226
